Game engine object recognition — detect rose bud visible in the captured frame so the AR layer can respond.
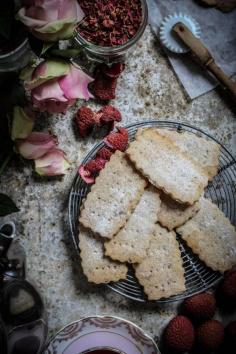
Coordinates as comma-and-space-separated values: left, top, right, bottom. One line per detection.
11, 106, 35, 141
17, 0, 84, 42
21, 60, 94, 114
34, 148, 70, 176
16, 132, 58, 160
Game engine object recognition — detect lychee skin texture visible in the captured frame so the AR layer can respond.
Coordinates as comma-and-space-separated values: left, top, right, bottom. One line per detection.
164, 316, 195, 352
197, 319, 224, 351
183, 292, 216, 322
221, 270, 236, 301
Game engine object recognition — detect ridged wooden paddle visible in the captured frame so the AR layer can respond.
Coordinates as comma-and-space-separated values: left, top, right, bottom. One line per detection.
172, 22, 236, 102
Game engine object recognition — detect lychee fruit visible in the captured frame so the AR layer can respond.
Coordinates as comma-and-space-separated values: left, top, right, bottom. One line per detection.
182, 292, 216, 322
225, 320, 236, 347
164, 315, 195, 353
196, 319, 224, 351
219, 270, 236, 304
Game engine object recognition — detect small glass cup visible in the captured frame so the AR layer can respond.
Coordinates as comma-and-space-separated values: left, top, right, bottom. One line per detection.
74, 0, 148, 65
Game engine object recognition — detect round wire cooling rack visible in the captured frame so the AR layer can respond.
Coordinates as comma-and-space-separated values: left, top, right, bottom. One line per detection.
69, 120, 236, 303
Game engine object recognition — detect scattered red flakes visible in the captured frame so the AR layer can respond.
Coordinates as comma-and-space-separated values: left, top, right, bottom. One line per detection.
93, 74, 117, 101
98, 105, 122, 125
101, 63, 126, 79
96, 147, 113, 160
75, 106, 95, 137
104, 127, 128, 152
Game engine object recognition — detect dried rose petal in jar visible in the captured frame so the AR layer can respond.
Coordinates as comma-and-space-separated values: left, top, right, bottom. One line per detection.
78, 0, 143, 47
75, 0, 148, 64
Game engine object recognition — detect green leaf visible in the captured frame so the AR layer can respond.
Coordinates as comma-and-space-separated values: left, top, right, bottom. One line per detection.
0, 193, 19, 217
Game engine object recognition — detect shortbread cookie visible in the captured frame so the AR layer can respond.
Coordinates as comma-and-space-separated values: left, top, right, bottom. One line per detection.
135, 224, 186, 300
79, 151, 147, 239
177, 198, 236, 273
127, 129, 208, 205
105, 187, 161, 263
79, 227, 128, 284
158, 193, 200, 230
155, 129, 220, 180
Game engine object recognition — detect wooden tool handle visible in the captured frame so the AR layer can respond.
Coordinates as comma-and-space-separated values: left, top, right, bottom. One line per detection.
172, 22, 236, 102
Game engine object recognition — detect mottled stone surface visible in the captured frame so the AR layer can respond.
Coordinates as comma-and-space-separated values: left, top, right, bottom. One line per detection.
0, 27, 236, 347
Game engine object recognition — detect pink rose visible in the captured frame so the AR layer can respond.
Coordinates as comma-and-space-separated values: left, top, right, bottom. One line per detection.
35, 148, 70, 176
21, 60, 94, 114
16, 132, 58, 159
17, 0, 84, 42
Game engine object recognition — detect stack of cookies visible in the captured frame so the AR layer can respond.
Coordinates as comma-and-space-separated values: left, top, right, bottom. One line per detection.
78, 128, 236, 301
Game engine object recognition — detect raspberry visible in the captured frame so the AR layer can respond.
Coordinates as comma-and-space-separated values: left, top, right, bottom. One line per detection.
101, 63, 125, 78
104, 127, 128, 152
96, 147, 113, 160
75, 106, 95, 137
98, 105, 122, 124
93, 74, 117, 100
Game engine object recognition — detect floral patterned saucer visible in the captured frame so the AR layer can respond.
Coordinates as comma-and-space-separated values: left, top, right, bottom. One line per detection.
44, 316, 160, 354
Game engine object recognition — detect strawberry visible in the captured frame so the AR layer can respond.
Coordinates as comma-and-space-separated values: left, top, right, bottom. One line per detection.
96, 147, 113, 160
98, 105, 122, 124
84, 157, 106, 174
78, 165, 95, 184
93, 74, 117, 100
104, 127, 128, 152
75, 106, 95, 137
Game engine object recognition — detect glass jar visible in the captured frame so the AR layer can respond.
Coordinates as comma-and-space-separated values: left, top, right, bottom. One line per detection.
74, 0, 148, 65
0, 37, 30, 73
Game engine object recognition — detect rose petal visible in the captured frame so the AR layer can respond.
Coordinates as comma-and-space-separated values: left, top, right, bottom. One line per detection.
58, 0, 84, 21
32, 78, 67, 102
33, 18, 77, 41
25, 60, 70, 90
17, 0, 84, 41
25, 0, 59, 23
35, 148, 70, 176
11, 106, 35, 141
32, 97, 75, 113
17, 7, 47, 28
17, 132, 58, 159
59, 64, 94, 101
